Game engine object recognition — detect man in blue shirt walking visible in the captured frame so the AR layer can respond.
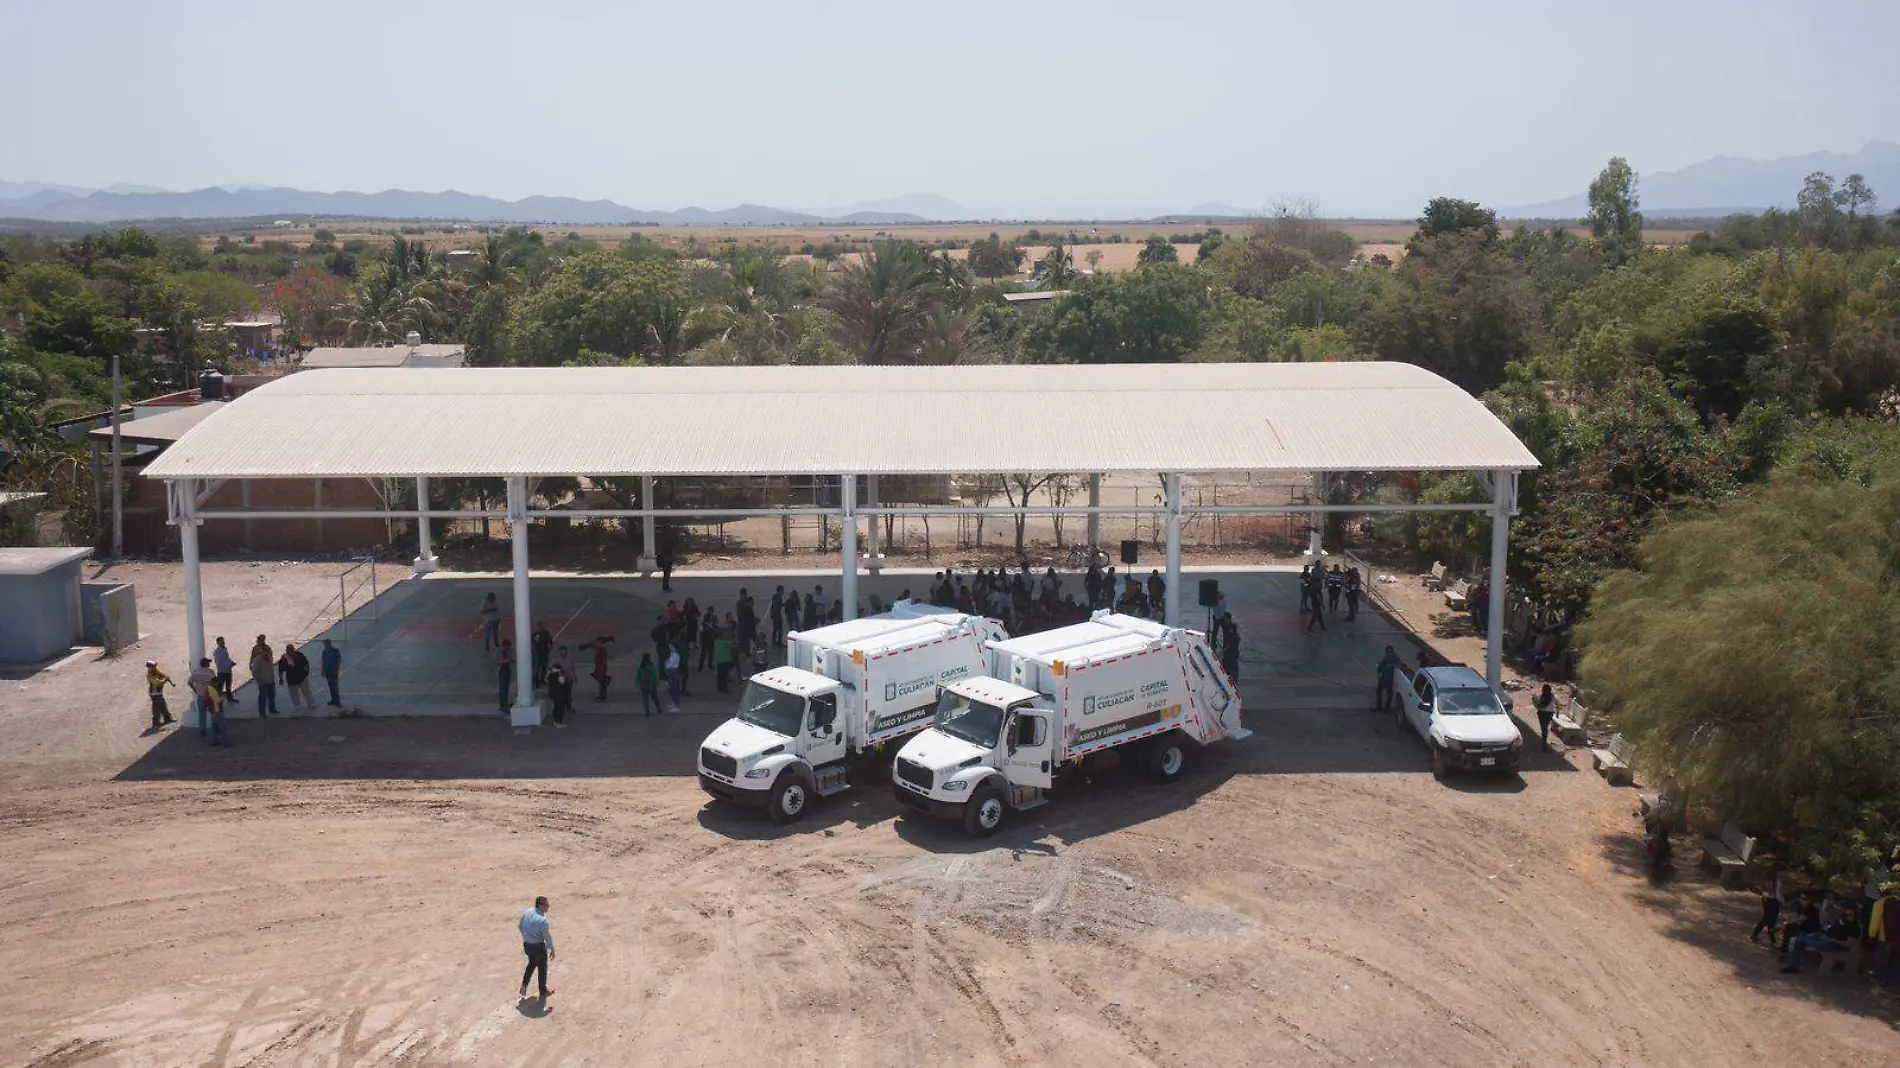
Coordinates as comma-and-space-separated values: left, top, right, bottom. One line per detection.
319, 639, 343, 707
1374, 645, 1403, 713
519, 896, 554, 1000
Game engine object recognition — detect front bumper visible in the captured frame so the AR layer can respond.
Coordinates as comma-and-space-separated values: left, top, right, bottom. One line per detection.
1439, 745, 1521, 771
893, 782, 968, 819
700, 772, 771, 806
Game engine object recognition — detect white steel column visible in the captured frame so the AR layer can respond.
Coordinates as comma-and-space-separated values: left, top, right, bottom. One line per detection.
413, 476, 438, 574
176, 479, 208, 728
508, 477, 539, 724
1087, 474, 1102, 549
839, 474, 859, 620
1485, 468, 1512, 693
1307, 472, 1326, 558
638, 475, 658, 571
1164, 473, 1183, 625
863, 474, 883, 572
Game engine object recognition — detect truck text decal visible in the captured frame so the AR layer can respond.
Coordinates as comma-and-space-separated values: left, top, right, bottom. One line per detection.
1076, 709, 1165, 744
871, 705, 935, 734
1083, 688, 1137, 716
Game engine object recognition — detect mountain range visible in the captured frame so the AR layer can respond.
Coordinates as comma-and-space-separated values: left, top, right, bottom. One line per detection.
1506, 141, 1900, 218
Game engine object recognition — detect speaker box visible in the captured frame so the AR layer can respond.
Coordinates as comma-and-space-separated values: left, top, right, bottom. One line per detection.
1120, 539, 1139, 565
1198, 579, 1220, 607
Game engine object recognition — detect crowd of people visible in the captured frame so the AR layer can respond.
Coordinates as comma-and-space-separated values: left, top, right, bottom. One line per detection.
141, 633, 341, 746
1749, 859, 1900, 986
1298, 558, 1364, 635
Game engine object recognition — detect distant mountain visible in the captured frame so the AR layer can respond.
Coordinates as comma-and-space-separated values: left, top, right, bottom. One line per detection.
0, 184, 928, 226
1507, 141, 1900, 218
0, 178, 92, 200
807, 193, 966, 220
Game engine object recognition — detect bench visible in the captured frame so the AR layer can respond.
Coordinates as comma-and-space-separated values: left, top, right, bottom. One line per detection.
1552, 697, 1589, 745
1444, 580, 1471, 612
1699, 824, 1757, 888
1792, 942, 1860, 975
1425, 561, 1450, 590
1591, 733, 1635, 786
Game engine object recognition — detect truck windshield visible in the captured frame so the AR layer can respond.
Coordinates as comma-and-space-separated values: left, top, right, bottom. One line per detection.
934, 691, 1005, 748
736, 682, 806, 736
1437, 688, 1502, 716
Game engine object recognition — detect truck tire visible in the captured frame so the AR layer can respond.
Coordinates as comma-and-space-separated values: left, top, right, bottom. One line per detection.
1144, 734, 1188, 782
1394, 699, 1408, 733
965, 785, 1007, 838
768, 772, 811, 824
1430, 746, 1450, 781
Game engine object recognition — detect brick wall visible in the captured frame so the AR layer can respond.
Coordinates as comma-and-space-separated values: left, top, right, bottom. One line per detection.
122, 474, 406, 556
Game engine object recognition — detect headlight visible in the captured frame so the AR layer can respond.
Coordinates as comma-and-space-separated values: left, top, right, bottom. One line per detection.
1442, 738, 1464, 751
940, 779, 969, 792
742, 767, 773, 779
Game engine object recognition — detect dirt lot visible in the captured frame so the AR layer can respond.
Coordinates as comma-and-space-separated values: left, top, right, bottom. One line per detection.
4, 560, 1897, 1066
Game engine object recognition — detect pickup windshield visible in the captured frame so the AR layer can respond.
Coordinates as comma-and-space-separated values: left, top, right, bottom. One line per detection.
736, 681, 806, 736
1437, 688, 1503, 716
934, 691, 1005, 749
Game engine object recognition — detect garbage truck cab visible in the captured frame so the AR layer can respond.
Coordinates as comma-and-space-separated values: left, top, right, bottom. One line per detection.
894, 611, 1250, 837
697, 605, 1005, 824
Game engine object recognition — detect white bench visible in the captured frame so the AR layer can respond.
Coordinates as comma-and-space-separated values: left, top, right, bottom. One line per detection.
1444, 580, 1471, 612
1591, 733, 1635, 786
1425, 561, 1450, 590
1552, 697, 1589, 745
1699, 824, 1757, 888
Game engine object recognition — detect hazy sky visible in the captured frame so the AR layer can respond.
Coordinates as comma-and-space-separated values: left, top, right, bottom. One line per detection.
2, 0, 1895, 216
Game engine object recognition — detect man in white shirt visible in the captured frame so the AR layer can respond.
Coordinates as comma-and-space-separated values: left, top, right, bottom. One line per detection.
519, 896, 554, 999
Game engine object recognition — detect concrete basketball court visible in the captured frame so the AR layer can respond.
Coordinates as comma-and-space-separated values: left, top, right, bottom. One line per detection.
218, 566, 1425, 724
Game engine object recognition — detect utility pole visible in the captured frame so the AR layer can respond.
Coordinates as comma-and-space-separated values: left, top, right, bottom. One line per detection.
110, 352, 123, 560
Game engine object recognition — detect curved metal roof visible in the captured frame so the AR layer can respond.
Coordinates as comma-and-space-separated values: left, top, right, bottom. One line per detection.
143, 362, 1538, 480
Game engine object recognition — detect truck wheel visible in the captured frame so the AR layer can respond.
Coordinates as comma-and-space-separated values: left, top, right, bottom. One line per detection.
768, 773, 811, 824
1430, 746, 1450, 781
1145, 735, 1188, 781
965, 786, 1006, 838
1394, 699, 1408, 733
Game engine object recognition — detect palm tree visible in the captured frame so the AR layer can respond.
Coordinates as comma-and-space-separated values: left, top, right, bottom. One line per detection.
918, 305, 991, 366
1033, 239, 1077, 289
346, 270, 439, 343
821, 241, 941, 365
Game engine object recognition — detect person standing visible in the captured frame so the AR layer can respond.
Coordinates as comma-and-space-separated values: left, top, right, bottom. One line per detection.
657, 538, 676, 592
1146, 570, 1165, 618
1326, 565, 1344, 614
1374, 645, 1402, 712
1345, 568, 1363, 621
1218, 617, 1241, 682
1304, 570, 1328, 634
1298, 562, 1313, 615
635, 653, 661, 716
681, 598, 702, 660
783, 589, 802, 639
649, 613, 672, 665
698, 608, 719, 672
1751, 870, 1785, 946
249, 636, 278, 718
663, 646, 684, 713
146, 661, 177, 730
279, 642, 313, 710
553, 643, 575, 685
580, 635, 615, 702
546, 667, 572, 728
479, 592, 502, 652
518, 896, 554, 1000
496, 638, 516, 713
804, 585, 824, 630
319, 639, 343, 707
769, 585, 786, 647
205, 678, 231, 747
671, 621, 693, 698
736, 589, 757, 658
1872, 877, 1899, 987
212, 637, 238, 708
531, 622, 554, 692
1533, 683, 1560, 751
714, 628, 737, 694
188, 657, 216, 737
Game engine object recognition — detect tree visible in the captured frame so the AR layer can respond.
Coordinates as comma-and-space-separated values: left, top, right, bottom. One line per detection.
1357, 230, 1536, 393
1413, 198, 1499, 246
1584, 157, 1644, 268
820, 240, 942, 365
271, 268, 348, 347
1136, 236, 1178, 266
1580, 423, 1900, 874
966, 234, 1024, 279
1033, 240, 1077, 289
1023, 264, 1216, 364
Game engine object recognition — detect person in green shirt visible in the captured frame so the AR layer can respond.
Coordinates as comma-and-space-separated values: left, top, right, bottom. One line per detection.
713, 628, 737, 694
634, 653, 661, 717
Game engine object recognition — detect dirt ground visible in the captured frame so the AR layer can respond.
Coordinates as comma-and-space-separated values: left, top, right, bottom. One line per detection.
4, 559, 1897, 1067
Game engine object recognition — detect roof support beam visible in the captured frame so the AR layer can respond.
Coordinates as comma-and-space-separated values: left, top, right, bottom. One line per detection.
839, 474, 858, 621
507, 476, 538, 725
174, 477, 207, 731
1485, 467, 1513, 694
638, 476, 657, 571
1164, 473, 1183, 626
413, 477, 439, 575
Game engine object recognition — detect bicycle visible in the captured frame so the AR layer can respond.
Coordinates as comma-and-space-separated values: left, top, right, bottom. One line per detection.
1066, 545, 1108, 570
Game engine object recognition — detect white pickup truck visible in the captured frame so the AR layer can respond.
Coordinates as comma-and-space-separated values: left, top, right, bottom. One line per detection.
1394, 664, 1524, 779
893, 611, 1249, 836
697, 605, 1006, 823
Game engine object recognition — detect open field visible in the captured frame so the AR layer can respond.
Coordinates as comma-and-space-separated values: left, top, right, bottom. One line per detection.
3, 558, 1895, 1066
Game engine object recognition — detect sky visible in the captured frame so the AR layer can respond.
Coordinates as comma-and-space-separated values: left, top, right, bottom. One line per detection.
2, 0, 1896, 217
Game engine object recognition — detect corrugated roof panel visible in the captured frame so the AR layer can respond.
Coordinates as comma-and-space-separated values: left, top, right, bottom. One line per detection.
143, 363, 1539, 479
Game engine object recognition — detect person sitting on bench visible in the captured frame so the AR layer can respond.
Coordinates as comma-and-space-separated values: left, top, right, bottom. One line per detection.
1781, 895, 1857, 972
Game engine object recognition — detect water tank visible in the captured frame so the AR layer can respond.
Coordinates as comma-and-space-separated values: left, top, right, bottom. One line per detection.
199, 369, 225, 401
405, 330, 422, 347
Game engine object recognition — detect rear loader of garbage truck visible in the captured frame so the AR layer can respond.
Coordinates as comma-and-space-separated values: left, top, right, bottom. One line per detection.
892, 611, 1249, 836
696, 608, 1007, 824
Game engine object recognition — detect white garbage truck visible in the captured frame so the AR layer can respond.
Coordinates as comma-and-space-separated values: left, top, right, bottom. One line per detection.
697, 604, 1007, 824
892, 611, 1249, 836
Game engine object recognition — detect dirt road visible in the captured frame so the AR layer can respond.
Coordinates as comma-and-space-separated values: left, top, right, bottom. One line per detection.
3, 561, 1895, 1066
